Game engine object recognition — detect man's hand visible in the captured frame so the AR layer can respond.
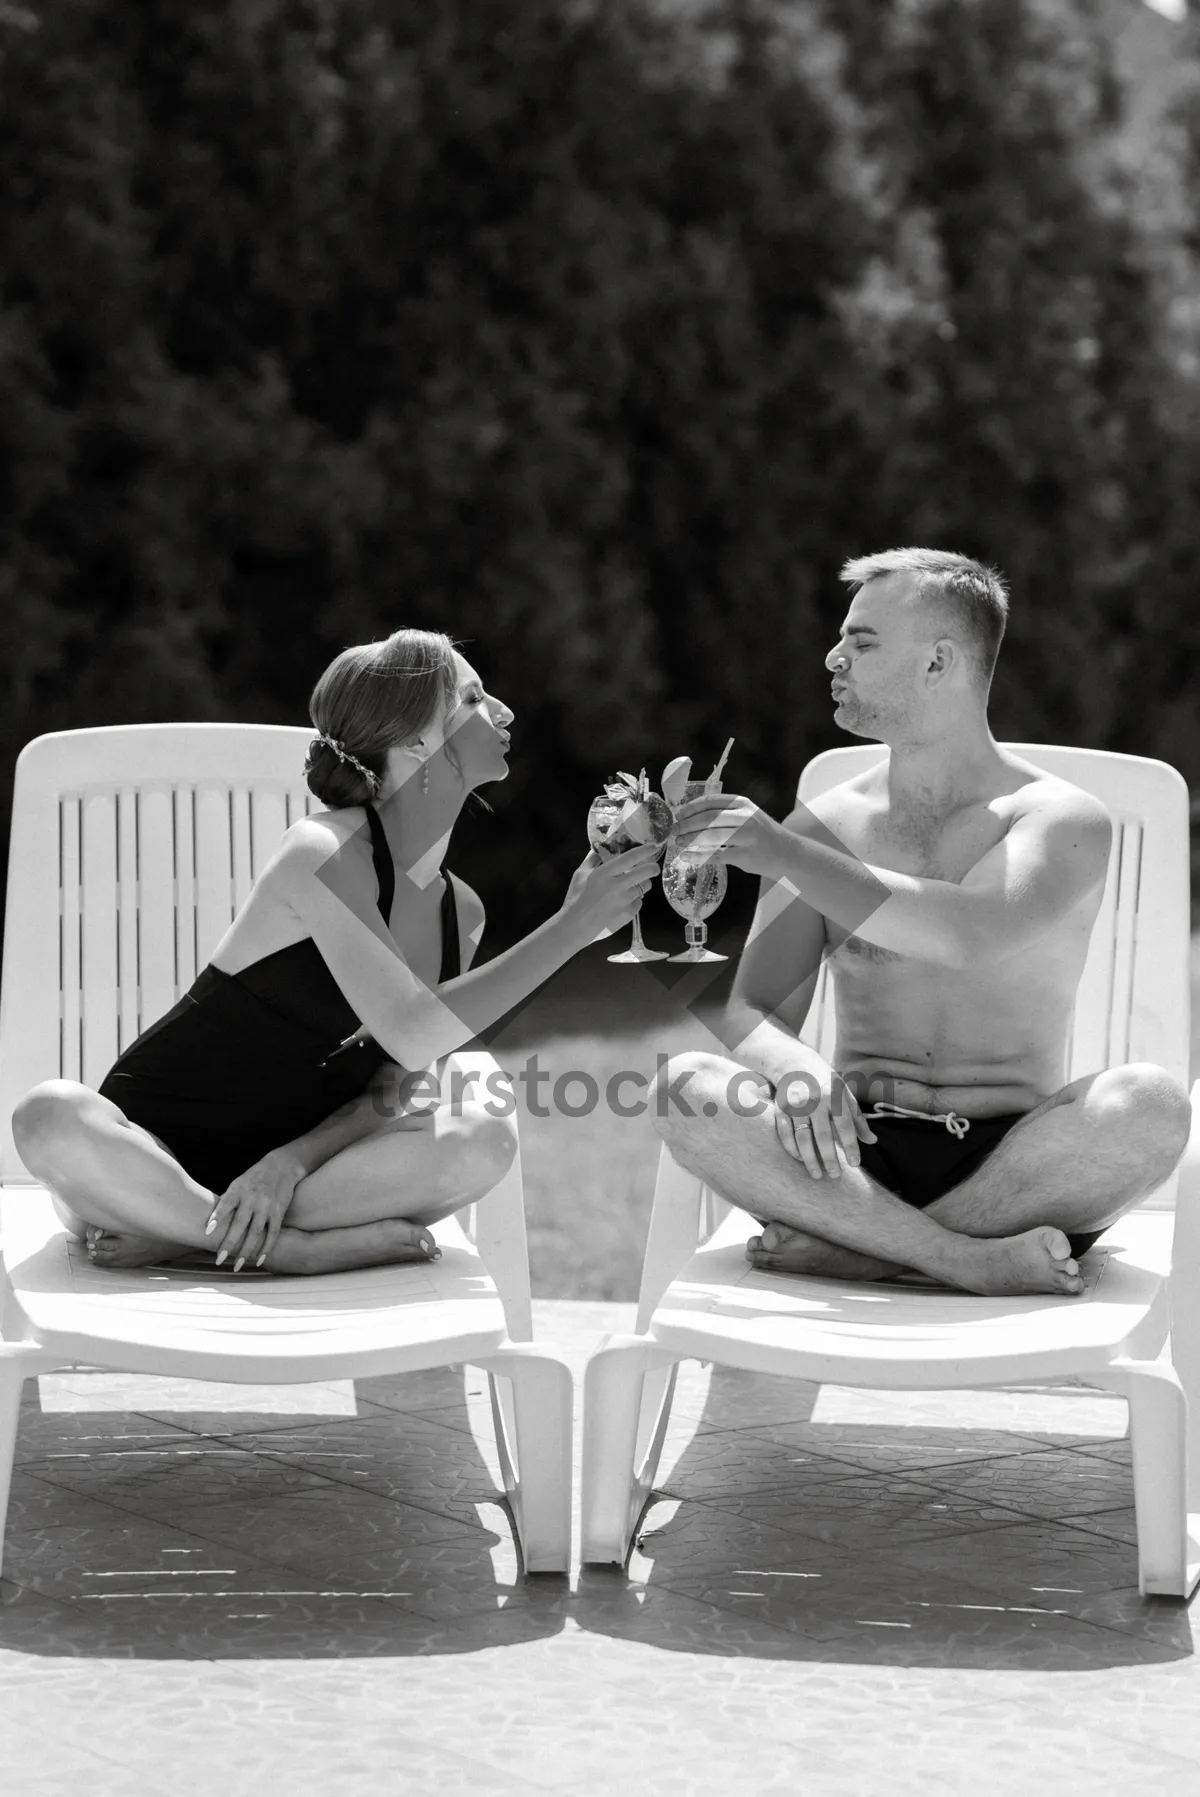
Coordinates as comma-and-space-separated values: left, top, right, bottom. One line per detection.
671, 793, 781, 878
772, 1065, 877, 1180
204, 1148, 305, 1270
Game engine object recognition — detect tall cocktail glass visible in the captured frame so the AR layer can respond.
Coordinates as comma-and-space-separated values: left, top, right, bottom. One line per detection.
661, 778, 729, 962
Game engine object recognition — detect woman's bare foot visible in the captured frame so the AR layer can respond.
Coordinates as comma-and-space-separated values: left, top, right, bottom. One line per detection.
84, 1218, 440, 1277
746, 1222, 903, 1283
85, 1225, 194, 1269
951, 1227, 1082, 1297
264, 1218, 440, 1276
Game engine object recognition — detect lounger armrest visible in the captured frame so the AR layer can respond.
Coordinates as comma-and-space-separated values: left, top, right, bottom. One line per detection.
635, 1144, 711, 1334
1175, 1079, 1200, 1204
0, 1192, 22, 1345
1169, 1080, 1200, 1508
441, 1049, 533, 1344
1171, 1078, 1200, 1276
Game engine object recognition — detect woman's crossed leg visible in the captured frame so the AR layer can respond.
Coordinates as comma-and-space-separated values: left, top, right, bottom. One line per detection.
10, 1073, 515, 1277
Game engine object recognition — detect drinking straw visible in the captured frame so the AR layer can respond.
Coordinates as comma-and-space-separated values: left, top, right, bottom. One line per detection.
705, 738, 735, 793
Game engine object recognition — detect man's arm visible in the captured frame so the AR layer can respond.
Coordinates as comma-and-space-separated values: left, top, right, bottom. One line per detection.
723, 866, 832, 1087
752, 790, 1113, 971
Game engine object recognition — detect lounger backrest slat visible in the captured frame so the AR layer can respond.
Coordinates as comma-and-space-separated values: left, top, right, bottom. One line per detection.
1069, 812, 1145, 1080
250, 789, 290, 893
173, 786, 198, 995
116, 791, 140, 1056
230, 788, 254, 919
59, 796, 83, 1086
0, 725, 323, 1182
194, 784, 235, 987
136, 786, 181, 1046
79, 793, 120, 1082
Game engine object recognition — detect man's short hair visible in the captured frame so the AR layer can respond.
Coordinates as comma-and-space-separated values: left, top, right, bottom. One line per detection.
838, 547, 1009, 686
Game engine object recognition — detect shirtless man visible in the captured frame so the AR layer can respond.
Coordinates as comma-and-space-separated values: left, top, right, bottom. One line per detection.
660, 547, 1191, 1297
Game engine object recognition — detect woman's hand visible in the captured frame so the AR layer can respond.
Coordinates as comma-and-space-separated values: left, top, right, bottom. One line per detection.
204, 1147, 305, 1270
560, 840, 665, 942
671, 793, 780, 878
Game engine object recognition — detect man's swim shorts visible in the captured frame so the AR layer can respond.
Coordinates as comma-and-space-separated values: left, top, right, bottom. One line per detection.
857, 1106, 1105, 1263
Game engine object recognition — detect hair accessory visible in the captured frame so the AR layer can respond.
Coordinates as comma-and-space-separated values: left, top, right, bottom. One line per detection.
309, 732, 382, 796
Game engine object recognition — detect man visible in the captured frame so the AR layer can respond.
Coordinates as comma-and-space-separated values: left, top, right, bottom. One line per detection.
660, 548, 1191, 1296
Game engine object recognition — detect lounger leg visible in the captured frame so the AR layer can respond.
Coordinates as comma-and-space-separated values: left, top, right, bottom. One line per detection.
475, 1346, 573, 1575
581, 1334, 680, 1567
1124, 1360, 1200, 1599
0, 1350, 28, 1580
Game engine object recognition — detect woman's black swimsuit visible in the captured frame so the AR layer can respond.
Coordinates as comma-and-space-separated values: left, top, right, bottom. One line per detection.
98, 804, 461, 1196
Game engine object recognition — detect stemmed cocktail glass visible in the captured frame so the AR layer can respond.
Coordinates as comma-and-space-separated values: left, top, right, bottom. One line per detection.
586, 769, 672, 963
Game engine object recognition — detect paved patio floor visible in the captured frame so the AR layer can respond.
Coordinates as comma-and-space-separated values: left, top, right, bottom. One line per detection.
2, 1299, 1198, 1797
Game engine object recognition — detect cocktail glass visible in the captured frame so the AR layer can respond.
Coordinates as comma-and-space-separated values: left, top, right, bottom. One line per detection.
662, 778, 729, 962
587, 773, 672, 964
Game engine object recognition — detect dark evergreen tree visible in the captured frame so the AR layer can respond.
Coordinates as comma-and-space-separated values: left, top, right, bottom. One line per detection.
0, 0, 1195, 945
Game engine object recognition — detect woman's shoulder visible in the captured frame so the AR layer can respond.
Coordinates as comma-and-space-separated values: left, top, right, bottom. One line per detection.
281, 805, 372, 861
268, 807, 376, 909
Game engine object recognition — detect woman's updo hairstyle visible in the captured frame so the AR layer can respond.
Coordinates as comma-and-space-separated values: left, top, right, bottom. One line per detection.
304, 628, 460, 809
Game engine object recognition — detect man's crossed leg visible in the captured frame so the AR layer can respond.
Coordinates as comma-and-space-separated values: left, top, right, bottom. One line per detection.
651, 1052, 1192, 1296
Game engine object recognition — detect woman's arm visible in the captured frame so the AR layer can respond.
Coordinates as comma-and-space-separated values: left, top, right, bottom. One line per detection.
267, 1059, 410, 1183
367, 876, 490, 1116
264, 881, 489, 1186
217, 879, 491, 1267
277, 819, 662, 1068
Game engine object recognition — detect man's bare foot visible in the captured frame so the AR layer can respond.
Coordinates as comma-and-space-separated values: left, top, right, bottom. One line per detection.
746, 1222, 903, 1283
951, 1227, 1082, 1297
743, 1222, 1082, 1297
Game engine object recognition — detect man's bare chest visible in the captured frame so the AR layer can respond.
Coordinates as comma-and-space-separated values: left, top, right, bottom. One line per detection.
817, 795, 1014, 968
825, 801, 1012, 884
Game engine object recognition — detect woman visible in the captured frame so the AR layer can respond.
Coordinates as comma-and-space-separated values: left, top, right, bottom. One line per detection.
11, 629, 661, 1276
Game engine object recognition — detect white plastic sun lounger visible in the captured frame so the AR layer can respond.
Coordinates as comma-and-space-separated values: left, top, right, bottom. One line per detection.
0, 724, 572, 1574
582, 745, 1200, 1597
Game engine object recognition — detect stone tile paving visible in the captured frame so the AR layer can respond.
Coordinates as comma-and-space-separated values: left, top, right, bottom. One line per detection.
1, 1298, 1196, 1797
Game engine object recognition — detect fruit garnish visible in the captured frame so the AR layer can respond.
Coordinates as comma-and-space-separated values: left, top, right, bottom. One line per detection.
597, 768, 673, 847
603, 770, 642, 803
661, 756, 692, 809
644, 792, 673, 842
616, 794, 672, 845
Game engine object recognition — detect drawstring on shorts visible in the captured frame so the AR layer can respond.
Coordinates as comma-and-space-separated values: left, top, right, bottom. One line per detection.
865, 1101, 971, 1140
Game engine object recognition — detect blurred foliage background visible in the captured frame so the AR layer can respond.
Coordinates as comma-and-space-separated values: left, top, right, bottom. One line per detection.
2, 0, 1199, 948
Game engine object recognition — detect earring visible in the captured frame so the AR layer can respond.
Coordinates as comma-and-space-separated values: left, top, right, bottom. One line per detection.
420, 762, 429, 796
